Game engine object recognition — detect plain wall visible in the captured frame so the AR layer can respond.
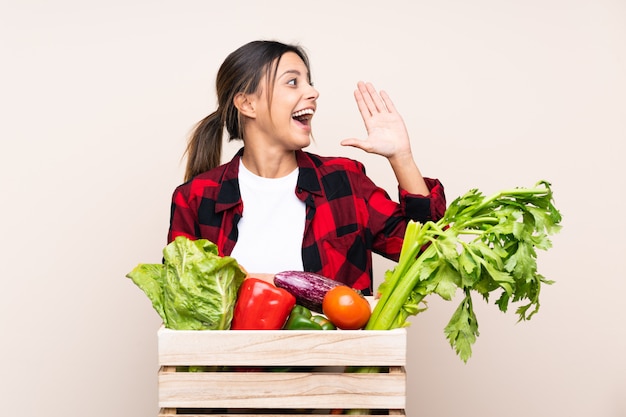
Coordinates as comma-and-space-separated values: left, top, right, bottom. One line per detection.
1, 1, 625, 416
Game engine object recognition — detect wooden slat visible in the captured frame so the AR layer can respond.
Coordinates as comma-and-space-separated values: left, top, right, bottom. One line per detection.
158, 328, 406, 367
160, 366, 177, 415
157, 315, 408, 416
158, 412, 405, 417
158, 369, 406, 409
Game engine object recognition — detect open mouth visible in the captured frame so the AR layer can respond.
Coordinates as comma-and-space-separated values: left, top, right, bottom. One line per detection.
292, 108, 315, 126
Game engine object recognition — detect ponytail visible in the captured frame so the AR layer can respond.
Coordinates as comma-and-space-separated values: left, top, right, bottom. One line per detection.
184, 110, 224, 182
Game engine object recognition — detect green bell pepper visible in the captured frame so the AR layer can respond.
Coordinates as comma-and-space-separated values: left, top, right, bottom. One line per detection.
283, 305, 336, 330
310, 314, 337, 330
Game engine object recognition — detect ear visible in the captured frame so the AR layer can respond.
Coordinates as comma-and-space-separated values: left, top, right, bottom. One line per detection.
234, 93, 256, 119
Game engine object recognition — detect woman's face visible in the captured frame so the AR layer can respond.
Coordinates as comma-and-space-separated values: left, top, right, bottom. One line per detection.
251, 52, 319, 151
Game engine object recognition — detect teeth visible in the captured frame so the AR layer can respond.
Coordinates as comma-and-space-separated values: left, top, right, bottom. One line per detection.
292, 108, 315, 118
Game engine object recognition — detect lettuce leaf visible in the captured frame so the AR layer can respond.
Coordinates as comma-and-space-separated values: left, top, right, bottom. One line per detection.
126, 236, 246, 330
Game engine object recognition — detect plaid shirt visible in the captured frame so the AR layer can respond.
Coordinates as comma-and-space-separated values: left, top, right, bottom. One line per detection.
168, 148, 446, 294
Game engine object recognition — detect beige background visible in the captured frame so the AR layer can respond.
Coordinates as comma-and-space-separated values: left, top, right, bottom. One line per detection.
1, 1, 625, 416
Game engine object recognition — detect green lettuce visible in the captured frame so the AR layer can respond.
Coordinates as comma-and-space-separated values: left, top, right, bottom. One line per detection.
126, 236, 246, 330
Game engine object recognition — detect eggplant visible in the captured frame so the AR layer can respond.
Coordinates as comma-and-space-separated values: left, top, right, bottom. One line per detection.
274, 271, 345, 314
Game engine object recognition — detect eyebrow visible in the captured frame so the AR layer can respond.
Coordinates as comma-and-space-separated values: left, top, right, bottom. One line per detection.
278, 69, 308, 79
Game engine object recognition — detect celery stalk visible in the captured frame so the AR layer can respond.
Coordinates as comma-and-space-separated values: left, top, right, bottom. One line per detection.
365, 181, 562, 362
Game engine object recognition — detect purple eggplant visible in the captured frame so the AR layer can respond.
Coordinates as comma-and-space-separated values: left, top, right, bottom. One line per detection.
273, 271, 345, 313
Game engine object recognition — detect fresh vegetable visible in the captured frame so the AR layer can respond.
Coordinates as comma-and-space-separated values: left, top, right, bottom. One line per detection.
310, 314, 337, 330
322, 286, 371, 330
283, 305, 337, 330
126, 236, 246, 330
330, 409, 368, 415
366, 181, 562, 362
274, 271, 343, 313
231, 278, 296, 330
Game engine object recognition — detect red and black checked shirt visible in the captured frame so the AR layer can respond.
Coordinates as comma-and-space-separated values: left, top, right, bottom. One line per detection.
168, 148, 446, 294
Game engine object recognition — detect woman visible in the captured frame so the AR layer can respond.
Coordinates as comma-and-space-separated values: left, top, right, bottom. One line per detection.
168, 40, 446, 295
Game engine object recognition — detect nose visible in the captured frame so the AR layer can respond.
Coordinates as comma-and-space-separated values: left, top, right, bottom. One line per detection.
307, 83, 319, 101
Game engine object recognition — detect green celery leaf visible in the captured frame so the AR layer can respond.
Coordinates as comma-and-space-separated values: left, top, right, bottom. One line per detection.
473, 241, 504, 271
516, 301, 539, 321
433, 263, 460, 301
505, 241, 537, 280
495, 290, 511, 313
458, 248, 480, 287
434, 234, 460, 264
482, 261, 515, 295
444, 294, 479, 363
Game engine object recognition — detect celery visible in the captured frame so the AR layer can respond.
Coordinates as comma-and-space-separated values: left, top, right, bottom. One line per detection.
365, 181, 562, 362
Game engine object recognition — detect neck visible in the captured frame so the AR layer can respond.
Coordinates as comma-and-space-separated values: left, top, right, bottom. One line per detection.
241, 148, 298, 178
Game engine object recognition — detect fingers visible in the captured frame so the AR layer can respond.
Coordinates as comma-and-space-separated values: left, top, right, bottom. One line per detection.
355, 81, 392, 116
340, 137, 373, 153
354, 85, 372, 121
379, 90, 398, 114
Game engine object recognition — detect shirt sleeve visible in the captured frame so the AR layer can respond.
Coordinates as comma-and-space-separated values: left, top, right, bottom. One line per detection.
399, 177, 446, 223
355, 160, 446, 262
167, 184, 199, 243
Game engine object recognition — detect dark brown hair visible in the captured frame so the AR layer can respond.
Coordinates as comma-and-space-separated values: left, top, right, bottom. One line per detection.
183, 40, 312, 181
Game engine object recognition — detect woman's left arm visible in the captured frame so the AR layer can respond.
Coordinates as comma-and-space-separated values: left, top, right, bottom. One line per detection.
341, 81, 430, 196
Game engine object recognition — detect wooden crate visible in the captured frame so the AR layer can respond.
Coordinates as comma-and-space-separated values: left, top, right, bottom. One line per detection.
157, 326, 407, 416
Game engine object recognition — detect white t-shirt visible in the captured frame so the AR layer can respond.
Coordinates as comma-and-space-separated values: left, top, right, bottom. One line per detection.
230, 160, 306, 273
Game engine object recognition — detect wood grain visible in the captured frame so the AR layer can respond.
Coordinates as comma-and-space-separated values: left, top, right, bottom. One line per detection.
158, 327, 407, 367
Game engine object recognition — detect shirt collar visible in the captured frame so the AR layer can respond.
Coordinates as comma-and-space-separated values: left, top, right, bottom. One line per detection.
295, 150, 323, 196
214, 148, 243, 213
215, 148, 323, 213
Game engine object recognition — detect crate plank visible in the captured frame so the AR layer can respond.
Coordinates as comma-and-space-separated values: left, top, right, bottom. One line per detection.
159, 412, 405, 417
159, 368, 406, 409
158, 328, 406, 367
157, 319, 408, 416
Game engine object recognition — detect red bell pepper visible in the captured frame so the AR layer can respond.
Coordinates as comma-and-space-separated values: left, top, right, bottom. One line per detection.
231, 278, 296, 330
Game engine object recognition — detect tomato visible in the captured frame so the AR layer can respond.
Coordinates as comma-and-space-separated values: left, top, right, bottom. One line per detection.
322, 286, 371, 330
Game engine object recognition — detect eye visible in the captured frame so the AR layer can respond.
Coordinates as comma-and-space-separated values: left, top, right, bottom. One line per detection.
287, 78, 297, 86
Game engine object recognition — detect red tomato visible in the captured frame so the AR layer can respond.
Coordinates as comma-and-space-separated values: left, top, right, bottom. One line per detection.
322, 286, 371, 330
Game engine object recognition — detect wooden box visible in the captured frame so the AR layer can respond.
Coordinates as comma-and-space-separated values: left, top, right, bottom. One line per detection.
157, 325, 407, 416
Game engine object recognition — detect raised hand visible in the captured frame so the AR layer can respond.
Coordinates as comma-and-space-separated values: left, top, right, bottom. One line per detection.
341, 81, 430, 196
340, 81, 412, 159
